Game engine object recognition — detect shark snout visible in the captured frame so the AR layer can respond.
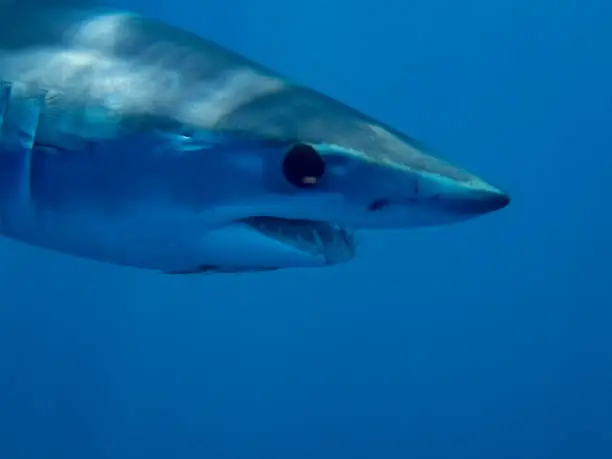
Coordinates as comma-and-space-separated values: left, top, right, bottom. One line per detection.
351, 164, 510, 229
416, 170, 510, 220
435, 188, 510, 216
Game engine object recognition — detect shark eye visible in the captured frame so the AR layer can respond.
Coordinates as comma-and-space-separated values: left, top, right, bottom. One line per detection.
282, 143, 325, 188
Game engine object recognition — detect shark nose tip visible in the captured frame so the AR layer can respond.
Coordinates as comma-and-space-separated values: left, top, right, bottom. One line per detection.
487, 191, 511, 212
469, 190, 511, 214
440, 189, 510, 216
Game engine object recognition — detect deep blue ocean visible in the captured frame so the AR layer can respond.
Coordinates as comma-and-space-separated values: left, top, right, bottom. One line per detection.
1, 0, 611, 458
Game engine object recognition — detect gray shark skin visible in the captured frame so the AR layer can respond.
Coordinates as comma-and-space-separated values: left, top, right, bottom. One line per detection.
0, 0, 509, 274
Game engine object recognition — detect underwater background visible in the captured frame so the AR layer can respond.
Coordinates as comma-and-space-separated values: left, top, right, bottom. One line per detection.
1, 0, 611, 458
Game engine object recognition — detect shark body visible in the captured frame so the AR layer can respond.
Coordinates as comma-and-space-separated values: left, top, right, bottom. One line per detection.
0, 0, 509, 274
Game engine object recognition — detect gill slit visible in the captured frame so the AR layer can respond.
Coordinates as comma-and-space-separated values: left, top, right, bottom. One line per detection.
0, 81, 44, 218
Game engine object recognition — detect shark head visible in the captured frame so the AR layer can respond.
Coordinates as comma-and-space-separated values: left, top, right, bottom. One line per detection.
175, 85, 509, 274
0, 2, 509, 274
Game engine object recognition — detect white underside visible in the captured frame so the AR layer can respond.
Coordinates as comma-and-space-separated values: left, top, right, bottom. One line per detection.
0, 202, 327, 272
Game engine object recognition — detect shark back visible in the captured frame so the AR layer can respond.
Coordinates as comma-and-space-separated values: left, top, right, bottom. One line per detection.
0, 0, 293, 149
0, 0, 483, 184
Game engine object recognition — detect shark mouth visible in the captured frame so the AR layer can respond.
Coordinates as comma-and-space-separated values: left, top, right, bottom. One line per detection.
241, 216, 357, 265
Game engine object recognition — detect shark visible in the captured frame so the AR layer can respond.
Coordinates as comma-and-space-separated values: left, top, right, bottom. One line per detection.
0, 0, 510, 274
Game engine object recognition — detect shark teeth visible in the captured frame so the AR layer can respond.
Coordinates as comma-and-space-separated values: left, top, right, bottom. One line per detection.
242, 216, 356, 265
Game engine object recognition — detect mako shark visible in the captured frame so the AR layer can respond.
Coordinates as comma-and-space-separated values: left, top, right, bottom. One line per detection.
0, 0, 509, 274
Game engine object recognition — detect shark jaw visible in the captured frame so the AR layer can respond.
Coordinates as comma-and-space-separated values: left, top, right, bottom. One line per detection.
167, 217, 357, 275
243, 216, 356, 262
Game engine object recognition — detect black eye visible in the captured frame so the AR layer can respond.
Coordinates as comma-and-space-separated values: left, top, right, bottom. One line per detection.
282, 143, 325, 188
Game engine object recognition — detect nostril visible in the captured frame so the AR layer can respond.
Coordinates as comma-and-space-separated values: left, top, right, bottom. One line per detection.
368, 198, 390, 212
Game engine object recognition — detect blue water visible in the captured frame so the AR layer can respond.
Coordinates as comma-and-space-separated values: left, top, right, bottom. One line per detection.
1, 0, 611, 458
